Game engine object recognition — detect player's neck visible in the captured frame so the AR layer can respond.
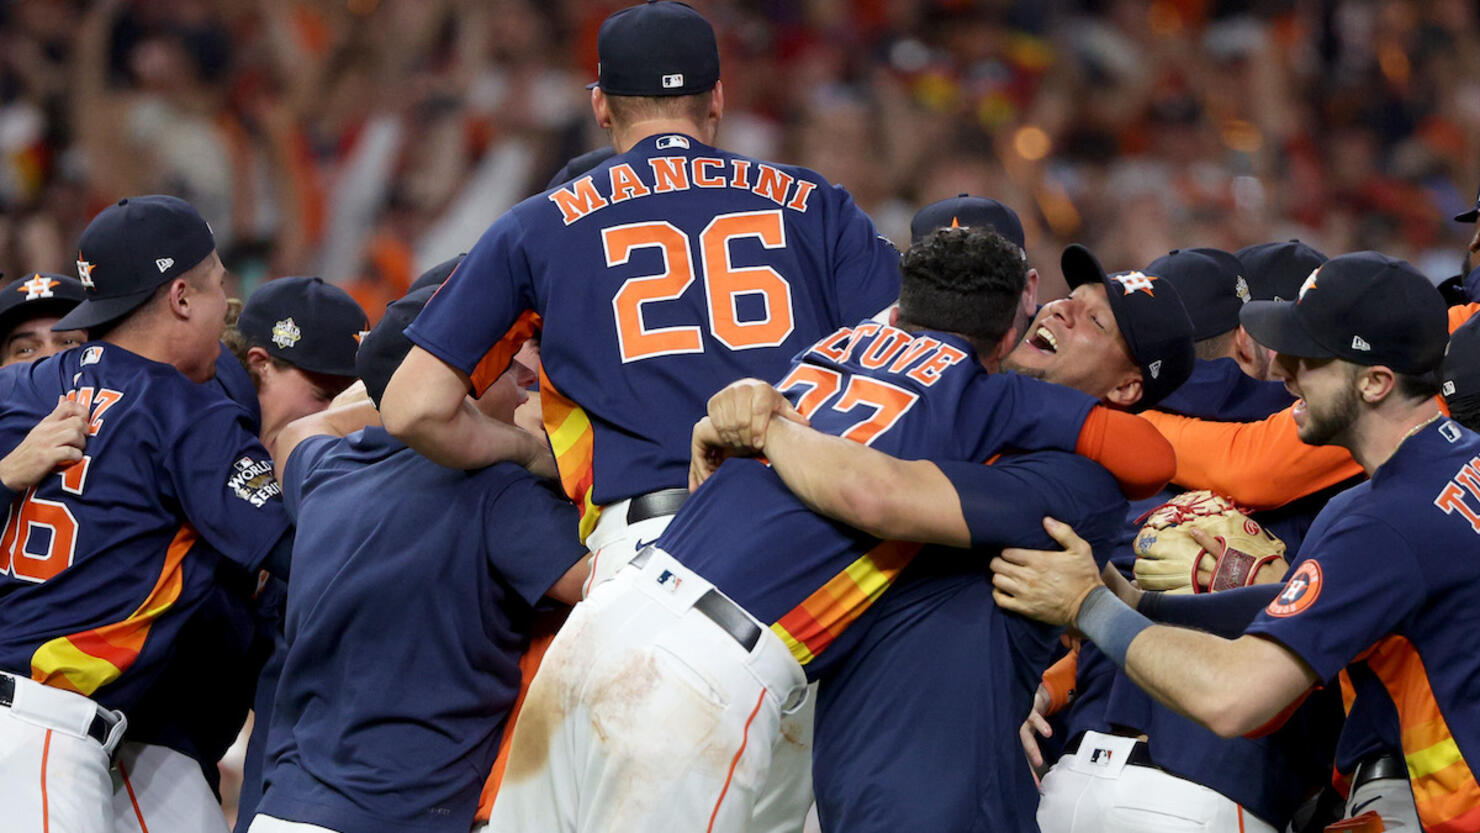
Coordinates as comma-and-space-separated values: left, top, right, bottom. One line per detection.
611, 119, 713, 153
1347, 399, 1442, 473
104, 320, 211, 383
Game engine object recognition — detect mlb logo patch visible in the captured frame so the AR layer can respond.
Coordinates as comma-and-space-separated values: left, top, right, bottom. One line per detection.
661, 73, 684, 89
656, 135, 690, 150
1089, 748, 1114, 766
81, 346, 103, 366
656, 569, 683, 592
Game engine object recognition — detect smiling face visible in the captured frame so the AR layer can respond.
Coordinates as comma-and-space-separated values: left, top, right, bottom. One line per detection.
1004, 282, 1143, 403
1272, 353, 1362, 446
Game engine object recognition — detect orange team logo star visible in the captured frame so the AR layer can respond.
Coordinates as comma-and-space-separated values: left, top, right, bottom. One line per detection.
950, 216, 962, 228
1298, 268, 1320, 300
353, 329, 370, 345
18, 275, 58, 300
76, 255, 96, 290
1111, 271, 1157, 296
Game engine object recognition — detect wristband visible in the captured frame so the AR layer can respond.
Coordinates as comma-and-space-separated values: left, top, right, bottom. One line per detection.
1076, 586, 1153, 667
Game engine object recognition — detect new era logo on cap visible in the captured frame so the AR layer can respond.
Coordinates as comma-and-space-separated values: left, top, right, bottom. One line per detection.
1351, 335, 1371, 351
155, 258, 174, 273
1148, 360, 1163, 379
662, 73, 684, 88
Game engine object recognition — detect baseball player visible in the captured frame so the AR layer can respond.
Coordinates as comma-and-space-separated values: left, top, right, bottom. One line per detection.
487, 227, 1178, 833
1446, 315, 1480, 430
992, 252, 1480, 833
1033, 247, 1343, 833
804, 230, 1198, 833
381, 0, 902, 595
248, 285, 588, 833
102, 276, 369, 833
0, 195, 294, 832
0, 273, 89, 367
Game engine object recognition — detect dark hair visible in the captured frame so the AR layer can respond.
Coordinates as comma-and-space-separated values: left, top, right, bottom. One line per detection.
605, 91, 711, 125
1396, 366, 1444, 402
1194, 329, 1235, 361
896, 227, 1027, 350
1450, 394, 1480, 433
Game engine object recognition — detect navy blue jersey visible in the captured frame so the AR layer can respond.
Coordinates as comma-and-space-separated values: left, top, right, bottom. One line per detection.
657, 323, 1098, 680
1245, 419, 1480, 830
213, 342, 261, 431
405, 132, 900, 539
0, 342, 288, 711
812, 451, 1127, 833
1065, 358, 1342, 826
259, 428, 585, 833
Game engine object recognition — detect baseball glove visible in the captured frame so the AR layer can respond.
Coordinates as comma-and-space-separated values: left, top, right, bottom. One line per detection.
1132, 490, 1287, 594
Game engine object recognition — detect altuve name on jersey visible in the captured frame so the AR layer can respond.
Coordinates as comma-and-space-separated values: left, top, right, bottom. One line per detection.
549, 156, 817, 226
809, 323, 968, 388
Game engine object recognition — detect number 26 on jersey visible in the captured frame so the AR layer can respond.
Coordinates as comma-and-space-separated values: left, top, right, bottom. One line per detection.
607, 209, 795, 363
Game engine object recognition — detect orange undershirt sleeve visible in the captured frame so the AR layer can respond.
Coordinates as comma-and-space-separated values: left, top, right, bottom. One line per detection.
1073, 407, 1177, 501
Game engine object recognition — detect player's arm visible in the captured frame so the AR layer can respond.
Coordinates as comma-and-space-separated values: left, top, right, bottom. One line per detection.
0, 398, 90, 494
990, 519, 1319, 737
1140, 407, 1362, 510
271, 399, 381, 482
381, 346, 554, 475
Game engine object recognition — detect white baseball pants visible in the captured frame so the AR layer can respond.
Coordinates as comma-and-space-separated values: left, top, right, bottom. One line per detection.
1342, 776, 1421, 831
112, 741, 230, 833
487, 547, 809, 833
1037, 731, 1278, 833
581, 499, 677, 595
247, 814, 340, 833
0, 672, 126, 833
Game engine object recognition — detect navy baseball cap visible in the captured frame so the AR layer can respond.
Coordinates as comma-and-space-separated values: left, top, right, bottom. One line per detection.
910, 194, 1026, 250
409, 254, 466, 294
236, 277, 368, 378
1146, 248, 1248, 341
591, 1, 719, 97
358, 285, 437, 408
1240, 251, 1448, 375
0, 273, 87, 340
1456, 184, 1479, 223
1235, 240, 1328, 303
56, 195, 216, 332
547, 148, 617, 190
1445, 314, 1480, 402
1062, 244, 1196, 411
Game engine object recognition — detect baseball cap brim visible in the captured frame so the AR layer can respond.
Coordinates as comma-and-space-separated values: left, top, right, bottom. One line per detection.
53, 285, 159, 332
1455, 208, 1479, 223
1238, 300, 1334, 360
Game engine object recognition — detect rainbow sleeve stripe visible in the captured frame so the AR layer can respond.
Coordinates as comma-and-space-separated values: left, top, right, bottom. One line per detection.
770, 539, 922, 665
1361, 634, 1480, 832
29, 526, 196, 696
538, 368, 601, 543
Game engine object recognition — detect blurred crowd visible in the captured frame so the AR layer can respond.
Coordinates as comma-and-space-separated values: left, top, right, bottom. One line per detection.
0, 0, 1476, 315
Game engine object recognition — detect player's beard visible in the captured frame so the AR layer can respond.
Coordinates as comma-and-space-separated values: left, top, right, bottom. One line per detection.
1296, 379, 1361, 446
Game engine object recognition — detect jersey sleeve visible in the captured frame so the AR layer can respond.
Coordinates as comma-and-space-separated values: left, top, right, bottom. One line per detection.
404, 212, 541, 395
1141, 407, 1363, 510
935, 452, 1125, 559
165, 401, 292, 572
826, 185, 901, 322
1245, 514, 1425, 682
481, 471, 587, 607
1450, 302, 1479, 333
280, 434, 339, 522
956, 372, 1098, 461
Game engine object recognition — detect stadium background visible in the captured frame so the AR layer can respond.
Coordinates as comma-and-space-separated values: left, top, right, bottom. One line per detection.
0, 0, 1475, 321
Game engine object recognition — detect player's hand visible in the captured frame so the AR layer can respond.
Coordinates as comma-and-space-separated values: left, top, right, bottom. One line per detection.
1187, 527, 1289, 587
991, 518, 1103, 627
0, 398, 90, 492
1020, 684, 1054, 771
705, 378, 808, 455
689, 417, 730, 491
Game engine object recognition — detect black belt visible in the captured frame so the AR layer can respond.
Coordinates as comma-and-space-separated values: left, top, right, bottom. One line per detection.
627, 488, 689, 524
630, 548, 762, 652
1351, 752, 1407, 790
0, 673, 116, 747
1064, 731, 1161, 770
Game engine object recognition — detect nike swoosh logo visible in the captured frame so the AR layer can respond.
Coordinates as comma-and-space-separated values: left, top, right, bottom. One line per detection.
635, 538, 657, 551
1349, 796, 1383, 815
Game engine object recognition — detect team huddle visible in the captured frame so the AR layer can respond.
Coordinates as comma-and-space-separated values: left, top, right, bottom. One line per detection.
1, 2, 1479, 833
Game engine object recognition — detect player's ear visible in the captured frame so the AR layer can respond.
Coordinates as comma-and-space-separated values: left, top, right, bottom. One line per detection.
166, 278, 192, 321
592, 88, 612, 129
1356, 364, 1397, 404
1104, 373, 1144, 410
887, 305, 900, 328
709, 81, 724, 122
244, 345, 274, 374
